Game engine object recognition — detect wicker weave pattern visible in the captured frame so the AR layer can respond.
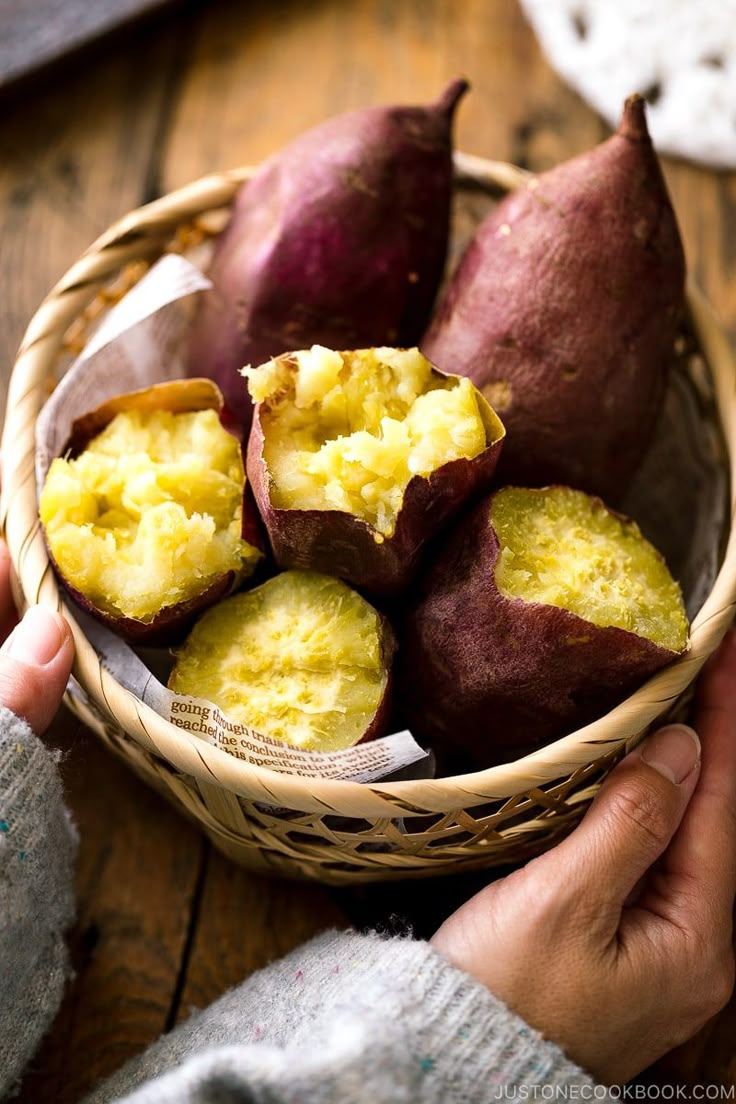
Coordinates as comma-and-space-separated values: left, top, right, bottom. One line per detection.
3, 156, 735, 884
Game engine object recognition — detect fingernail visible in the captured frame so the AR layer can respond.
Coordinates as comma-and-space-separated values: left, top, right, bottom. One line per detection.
4, 606, 66, 666
640, 724, 701, 784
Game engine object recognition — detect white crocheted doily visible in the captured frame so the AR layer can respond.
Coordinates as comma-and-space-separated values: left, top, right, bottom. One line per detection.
520, 0, 736, 168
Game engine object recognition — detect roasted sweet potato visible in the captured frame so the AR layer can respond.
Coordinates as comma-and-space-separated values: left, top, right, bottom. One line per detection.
422, 95, 685, 502
169, 571, 395, 752
402, 485, 689, 767
188, 80, 468, 426
244, 346, 505, 595
39, 380, 263, 645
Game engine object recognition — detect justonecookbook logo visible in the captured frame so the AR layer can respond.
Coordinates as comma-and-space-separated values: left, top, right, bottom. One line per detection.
489, 1087, 735, 1101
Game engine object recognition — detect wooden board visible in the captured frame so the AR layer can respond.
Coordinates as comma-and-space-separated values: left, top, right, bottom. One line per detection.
0, 0, 179, 92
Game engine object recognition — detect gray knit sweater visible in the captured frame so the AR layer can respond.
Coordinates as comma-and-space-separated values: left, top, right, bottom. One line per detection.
0, 708, 612, 1103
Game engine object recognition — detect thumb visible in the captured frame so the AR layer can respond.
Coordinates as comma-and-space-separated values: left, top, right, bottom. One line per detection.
543, 723, 701, 924
0, 606, 74, 735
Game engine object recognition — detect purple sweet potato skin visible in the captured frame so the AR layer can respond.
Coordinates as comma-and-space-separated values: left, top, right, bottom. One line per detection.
401, 492, 685, 767
422, 96, 685, 503
246, 383, 504, 597
188, 80, 468, 426
56, 568, 238, 648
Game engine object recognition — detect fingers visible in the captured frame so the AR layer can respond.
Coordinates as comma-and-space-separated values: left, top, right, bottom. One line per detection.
645, 630, 736, 929
537, 723, 700, 930
0, 606, 74, 735
0, 541, 18, 643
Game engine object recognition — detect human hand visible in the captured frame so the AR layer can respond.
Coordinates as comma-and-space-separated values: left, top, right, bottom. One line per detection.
0, 540, 74, 733
432, 630, 736, 1085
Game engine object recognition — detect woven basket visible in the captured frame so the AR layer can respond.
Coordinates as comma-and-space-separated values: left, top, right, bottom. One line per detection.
3, 154, 736, 886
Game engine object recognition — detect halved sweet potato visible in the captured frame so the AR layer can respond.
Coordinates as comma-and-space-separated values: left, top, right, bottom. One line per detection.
39, 379, 264, 644
169, 571, 395, 752
244, 346, 505, 595
402, 485, 689, 767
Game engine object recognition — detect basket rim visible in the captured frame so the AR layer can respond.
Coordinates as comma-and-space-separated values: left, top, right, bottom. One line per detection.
2, 153, 735, 819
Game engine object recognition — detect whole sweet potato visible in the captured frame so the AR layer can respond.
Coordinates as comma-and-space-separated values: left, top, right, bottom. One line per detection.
402, 485, 688, 768
422, 95, 685, 502
188, 80, 468, 426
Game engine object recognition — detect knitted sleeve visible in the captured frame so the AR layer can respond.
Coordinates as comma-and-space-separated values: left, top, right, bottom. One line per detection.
85, 929, 616, 1104
0, 706, 77, 1100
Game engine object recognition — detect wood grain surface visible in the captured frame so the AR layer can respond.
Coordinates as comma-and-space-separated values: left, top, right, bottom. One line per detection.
1, 1, 734, 1098
0, 0, 180, 92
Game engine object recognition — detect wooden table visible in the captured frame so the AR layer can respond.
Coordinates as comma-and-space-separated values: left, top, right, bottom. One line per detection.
1, 1, 734, 1098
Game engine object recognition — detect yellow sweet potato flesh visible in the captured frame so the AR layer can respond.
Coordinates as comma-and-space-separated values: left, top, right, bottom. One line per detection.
40, 409, 260, 622
245, 346, 487, 538
493, 486, 688, 652
169, 572, 388, 751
